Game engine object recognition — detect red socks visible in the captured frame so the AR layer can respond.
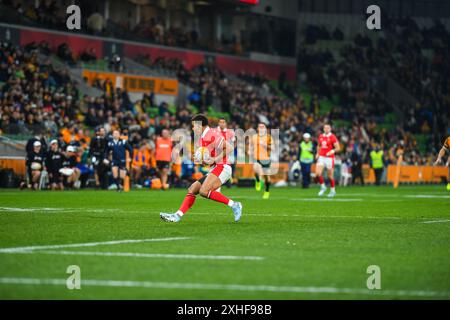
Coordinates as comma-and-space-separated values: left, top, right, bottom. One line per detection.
178, 193, 196, 214
330, 179, 335, 188
319, 176, 335, 187
207, 190, 230, 205
178, 191, 233, 215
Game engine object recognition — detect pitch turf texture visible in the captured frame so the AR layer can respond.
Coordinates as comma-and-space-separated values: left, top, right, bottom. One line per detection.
0, 186, 449, 300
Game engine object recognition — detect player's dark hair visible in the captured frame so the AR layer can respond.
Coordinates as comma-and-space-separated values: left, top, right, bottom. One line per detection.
259, 122, 269, 130
191, 114, 209, 126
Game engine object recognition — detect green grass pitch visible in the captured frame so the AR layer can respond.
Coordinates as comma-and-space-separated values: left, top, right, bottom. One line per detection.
0, 186, 449, 299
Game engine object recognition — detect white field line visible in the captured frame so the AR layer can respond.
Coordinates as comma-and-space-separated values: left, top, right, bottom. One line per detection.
290, 198, 363, 202
0, 207, 67, 212
0, 277, 448, 298
405, 195, 450, 199
0, 207, 120, 213
421, 219, 450, 224
0, 237, 189, 253
7, 250, 264, 261
237, 193, 449, 199
191, 212, 404, 220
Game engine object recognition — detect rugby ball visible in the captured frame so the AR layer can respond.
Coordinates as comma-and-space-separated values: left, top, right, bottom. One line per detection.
194, 147, 210, 162
30, 162, 42, 170
59, 168, 74, 176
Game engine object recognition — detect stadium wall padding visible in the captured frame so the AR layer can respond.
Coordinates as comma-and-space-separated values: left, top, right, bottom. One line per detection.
2, 159, 446, 185
19, 29, 104, 57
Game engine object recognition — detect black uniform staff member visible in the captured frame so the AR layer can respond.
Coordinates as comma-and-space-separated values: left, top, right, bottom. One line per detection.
104, 129, 133, 192
26, 135, 47, 156
62, 145, 81, 189
46, 140, 64, 190
89, 127, 108, 189
24, 141, 45, 190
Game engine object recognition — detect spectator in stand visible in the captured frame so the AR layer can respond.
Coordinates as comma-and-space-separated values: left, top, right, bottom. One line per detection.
87, 11, 106, 35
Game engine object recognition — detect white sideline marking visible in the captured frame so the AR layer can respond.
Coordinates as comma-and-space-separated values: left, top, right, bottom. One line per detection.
422, 219, 450, 224
0, 207, 120, 213
192, 212, 403, 220
10, 250, 263, 261
0, 277, 448, 298
405, 195, 450, 199
290, 198, 363, 202
0, 207, 66, 212
0, 237, 189, 253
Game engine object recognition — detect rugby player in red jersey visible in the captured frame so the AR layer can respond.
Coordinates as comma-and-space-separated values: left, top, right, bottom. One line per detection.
316, 124, 340, 197
160, 114, 242, 222
216, 117, 236, 190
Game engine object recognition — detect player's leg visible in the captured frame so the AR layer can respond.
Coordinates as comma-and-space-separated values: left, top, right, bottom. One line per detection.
305, 163, 311, 188
51, 173, 58, 191
117, 168, 127, 191
73, 168, 81, 189
327, 159, 336, 198
110, 165, 119, 189
447, 163, 450, 191
32, 170, 41, 190
263, 174, 271, 199
160, 180, 201, 222
253, 162, 263, 191
67, 170, 74, 188
316, 159, 326, 196
58, 176, 64, 191
94, 165, 100, 188
160, 167, 169, 190
199, 165, 242, 222
99, 164, 108, 189
133, 166, 142, 187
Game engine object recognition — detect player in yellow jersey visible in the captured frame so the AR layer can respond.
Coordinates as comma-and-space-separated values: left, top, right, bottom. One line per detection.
434, 136, 450, 191
250, 123, 272, 199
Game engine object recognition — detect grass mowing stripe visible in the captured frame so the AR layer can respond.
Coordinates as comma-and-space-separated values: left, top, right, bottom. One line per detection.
0, 237, 189, 253
0, 277, 448, 298
4, 250, 264, 261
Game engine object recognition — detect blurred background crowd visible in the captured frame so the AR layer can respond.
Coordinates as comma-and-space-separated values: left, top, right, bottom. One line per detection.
0, 0, 449, 189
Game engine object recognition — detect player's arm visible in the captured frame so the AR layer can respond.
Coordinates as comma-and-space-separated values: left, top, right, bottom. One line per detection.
434, 146, 447, 165
247, 136, 254, 159
208, 137, 228, 164
103, 143, 111, 164
223, 140, 234, 159
315, 144, 320, 160
326, 140, 340, 157
88, 139, 94, 158
125, 141, 133, 164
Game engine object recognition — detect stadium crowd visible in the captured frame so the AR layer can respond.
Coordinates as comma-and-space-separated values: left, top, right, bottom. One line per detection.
0, 0, 244, 55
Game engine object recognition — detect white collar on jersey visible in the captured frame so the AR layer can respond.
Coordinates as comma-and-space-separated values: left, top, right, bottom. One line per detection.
201, 126, 210, 138
323, 132, 332, 137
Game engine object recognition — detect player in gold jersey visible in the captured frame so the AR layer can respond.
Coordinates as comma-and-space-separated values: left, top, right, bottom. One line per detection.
434, 136, 450, 191
250, 123, 272, 199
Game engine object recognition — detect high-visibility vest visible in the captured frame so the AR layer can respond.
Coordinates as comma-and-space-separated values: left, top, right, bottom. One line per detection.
370, 150, 384, 169
300, 141, 314, 163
